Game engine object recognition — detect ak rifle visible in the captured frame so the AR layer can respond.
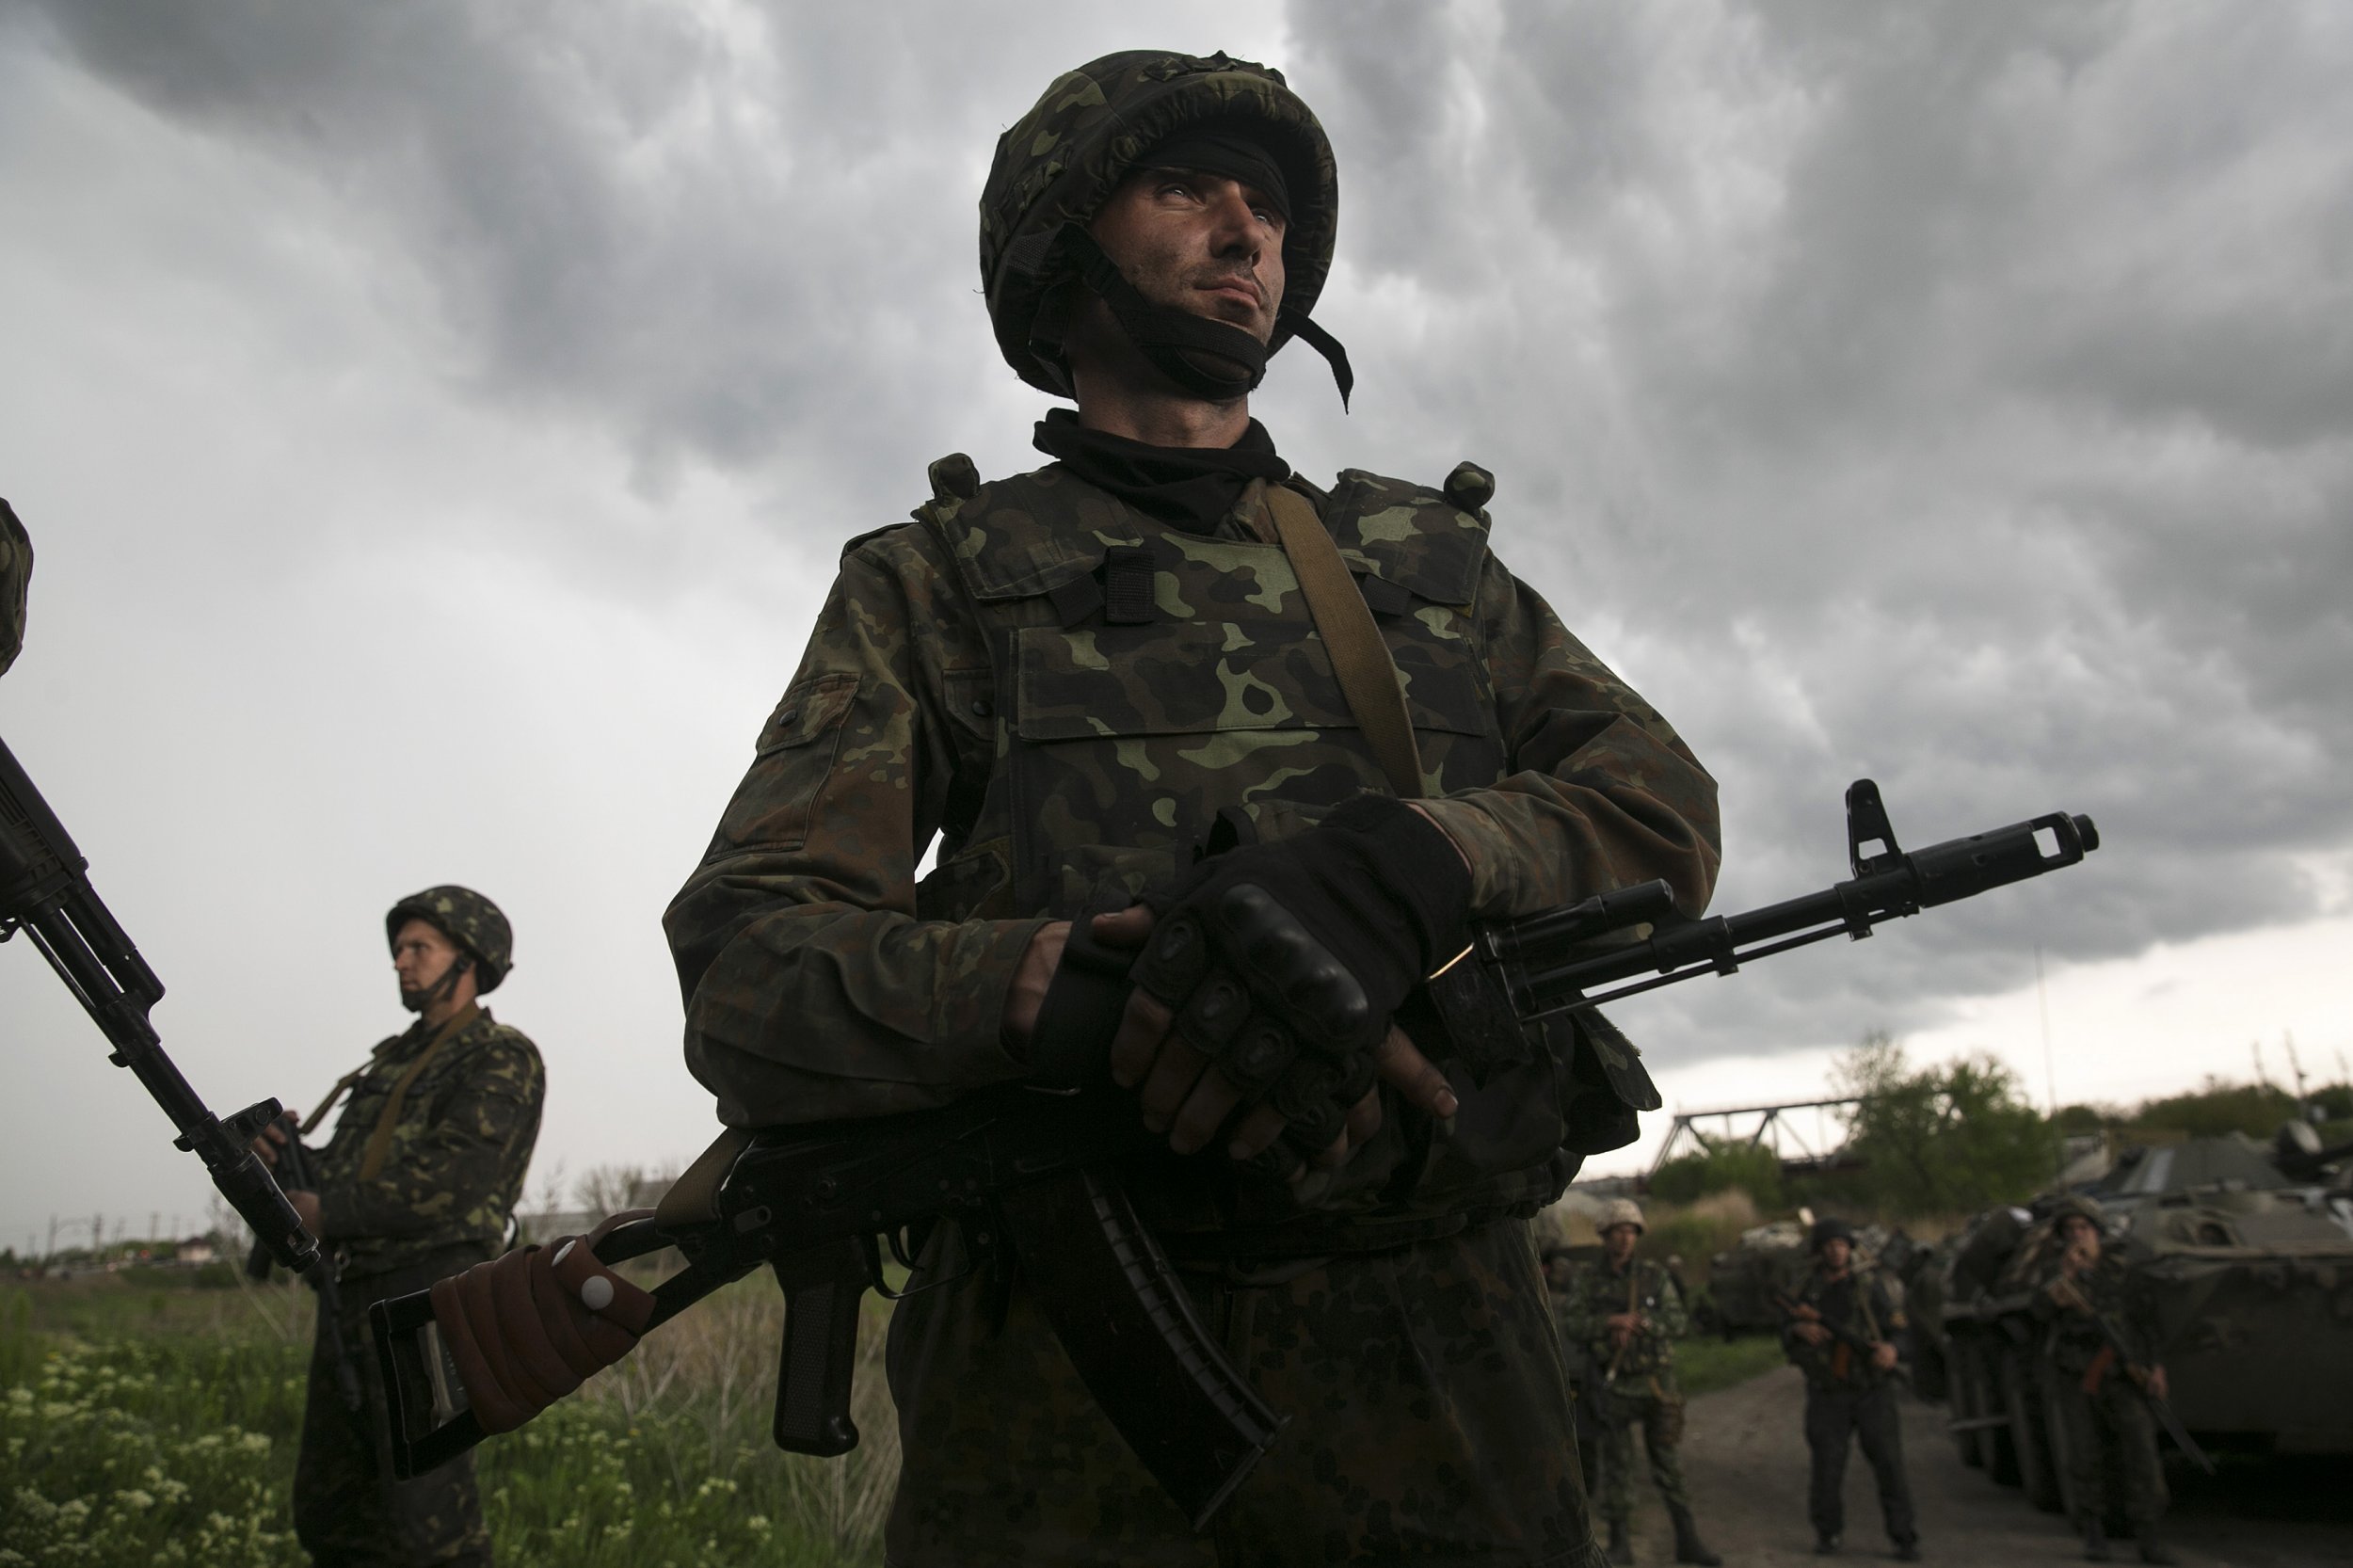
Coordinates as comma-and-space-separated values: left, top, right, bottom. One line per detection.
2049, 1272, 2217, 1476
374, 778, 2097, 1526
0, 735, 316, 1274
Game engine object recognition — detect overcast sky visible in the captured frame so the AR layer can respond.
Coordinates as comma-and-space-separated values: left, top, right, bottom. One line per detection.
4, 0, 2347, 1252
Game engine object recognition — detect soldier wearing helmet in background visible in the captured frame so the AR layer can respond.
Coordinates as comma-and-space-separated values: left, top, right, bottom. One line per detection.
251, 886, 544, 1567
1783, 1216, 1919, 1560
663, 48, 1720, 1564
1556, 1198, 1721, 1566
2033, 1194, 2175, 1565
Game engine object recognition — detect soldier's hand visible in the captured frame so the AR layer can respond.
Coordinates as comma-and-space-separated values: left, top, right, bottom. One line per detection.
1001, 920, 1071, 1050
248, 1111, 296, 1169
1096, 904, 1458, 1171
287, 1190, 323, 1239
1795, 1321, 1832, 1346
1870, 1341, 1897, 1372
2147, 1366, 2168, 1400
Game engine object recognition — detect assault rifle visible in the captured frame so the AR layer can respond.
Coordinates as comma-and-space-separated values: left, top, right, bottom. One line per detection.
375, 779, 2096, 1525
0, 735, 317, 1275
2047, 1272, 2217, 1475
247, 1112, 360, 1411
1775, 1288, 1903, 1385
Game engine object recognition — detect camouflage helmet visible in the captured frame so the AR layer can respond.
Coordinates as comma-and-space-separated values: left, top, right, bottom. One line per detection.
386, 885, 512, 994
1810, 1215, 1857, 1253
979, 50, 1349, 402
2048, 1192, 2105, 1230
1597, 1198, 1645, 1236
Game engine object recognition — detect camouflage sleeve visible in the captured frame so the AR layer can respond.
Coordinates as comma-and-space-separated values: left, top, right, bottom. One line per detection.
1413, 555, 1721, 921
0, 498, 30, 677
1651, 1262, 1690, 1341
664, 526, 1045, 1128
317, 1035, 543, 1244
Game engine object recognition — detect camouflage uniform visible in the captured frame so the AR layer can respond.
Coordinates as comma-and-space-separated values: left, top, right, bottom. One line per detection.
2034, 1252, 2169, 1542
1, 498, 29, 676
292, 1003, 544, 1566
667, 450, 1720, 1567
1556, 1257, 1691, 1531
1784, 1263, 1917, 1552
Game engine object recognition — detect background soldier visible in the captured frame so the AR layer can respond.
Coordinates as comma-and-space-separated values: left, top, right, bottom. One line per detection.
253, 886, 544, 1567
1783, 1217, 1919, 1560
1557, 1198, 1721, 1566
2033, 1194, 2175, 1565
1, 498, 30, 676
664, 47, 1721, 1567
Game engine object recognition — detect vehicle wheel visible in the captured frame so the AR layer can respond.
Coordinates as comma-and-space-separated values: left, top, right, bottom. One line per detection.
1947, 1337, 1983, 1469
2004, 1347, 2063, 1513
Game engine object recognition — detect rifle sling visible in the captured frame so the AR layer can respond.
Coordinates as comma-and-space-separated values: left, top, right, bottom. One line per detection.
359, 1005, 479, 1182
1258, 485, 1425, 800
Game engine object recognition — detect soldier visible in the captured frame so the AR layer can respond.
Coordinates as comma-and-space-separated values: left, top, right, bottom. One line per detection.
2033, 1194, 2175, 1565
252, 886, 544, 1567
662, 49, 1721, 1566
1, 498, 30, 677
1556, 1198, 1721, 1566
1783, 1217, 1919, 1560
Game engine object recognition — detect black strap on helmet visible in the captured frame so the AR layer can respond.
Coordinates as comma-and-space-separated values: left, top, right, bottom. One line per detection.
1030, 226, 1353, 409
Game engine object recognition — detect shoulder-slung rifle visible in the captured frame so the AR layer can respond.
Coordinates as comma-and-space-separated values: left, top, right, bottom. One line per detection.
0, 735, 317, 1275
374, 779, 2096, 1527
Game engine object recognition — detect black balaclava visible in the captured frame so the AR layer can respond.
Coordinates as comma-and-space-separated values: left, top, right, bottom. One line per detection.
1032, 408, 1289, 535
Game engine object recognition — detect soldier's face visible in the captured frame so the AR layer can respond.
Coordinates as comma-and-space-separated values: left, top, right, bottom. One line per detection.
1090, 167, 1287, 344
2059, 1215, 2101, 1258
1819, 1238, 1851, 1273
392, 918, 464, 1008
1603, 1224, 1640, 1265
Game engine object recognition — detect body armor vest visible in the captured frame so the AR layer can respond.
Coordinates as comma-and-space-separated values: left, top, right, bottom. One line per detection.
909, 457, 1622, 1252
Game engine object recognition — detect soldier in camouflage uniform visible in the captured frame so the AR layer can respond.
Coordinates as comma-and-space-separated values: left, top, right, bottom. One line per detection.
1556, 1200, 1721, 1566
253, 886, 544, 1566
1782, 1218, 1918, 1560
665, 50, 1721, 1568
2033, 1195, 2175, 1565
1, 498, 30, 677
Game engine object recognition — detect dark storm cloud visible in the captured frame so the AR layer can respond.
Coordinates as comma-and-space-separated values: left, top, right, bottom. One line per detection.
1287, 0, 2353, 1048
16, 0, 2349, 1062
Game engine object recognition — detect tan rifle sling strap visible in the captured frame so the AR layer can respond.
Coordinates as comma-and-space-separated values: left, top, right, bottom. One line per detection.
357, 1004, 480, 1181
1257, 483, 1426, 800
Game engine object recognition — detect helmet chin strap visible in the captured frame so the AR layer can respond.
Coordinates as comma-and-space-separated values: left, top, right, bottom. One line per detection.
400, 953, 472, 1016
1042, 227, 1353, 409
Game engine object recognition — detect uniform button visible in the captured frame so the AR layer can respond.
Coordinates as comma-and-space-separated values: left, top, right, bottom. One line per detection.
776, 707, 800, 727
970, 698, 994, 718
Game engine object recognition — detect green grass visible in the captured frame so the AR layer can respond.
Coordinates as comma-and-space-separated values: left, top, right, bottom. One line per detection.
1674, 1333, 1787, 1398
0, 1271, 890, 1566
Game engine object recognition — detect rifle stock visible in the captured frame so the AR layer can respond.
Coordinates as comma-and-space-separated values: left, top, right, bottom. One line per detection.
372, 777, 2099, 1522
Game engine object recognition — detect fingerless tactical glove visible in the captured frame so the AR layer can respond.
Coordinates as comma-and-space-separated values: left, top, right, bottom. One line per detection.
1131, 794, 1473, 1159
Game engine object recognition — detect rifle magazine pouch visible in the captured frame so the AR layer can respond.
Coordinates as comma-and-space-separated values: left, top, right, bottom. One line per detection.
1561, 1009, 1656, 1156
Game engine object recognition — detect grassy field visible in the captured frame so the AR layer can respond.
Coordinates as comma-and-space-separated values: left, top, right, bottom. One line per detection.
4, 1249, 1793, 1565
0, 1267, 893, 1567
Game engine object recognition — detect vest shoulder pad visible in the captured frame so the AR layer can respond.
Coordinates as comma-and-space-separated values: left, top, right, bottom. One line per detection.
1321, 466, 1496, 608
914, 465, 1125, 600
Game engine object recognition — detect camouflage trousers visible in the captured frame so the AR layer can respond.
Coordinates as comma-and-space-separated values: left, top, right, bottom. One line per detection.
1584, 1384, 1692, 1527
2047, 1371, 2169, 1533
294, 1250, 492, 1567
883, 1218, 1606, 1567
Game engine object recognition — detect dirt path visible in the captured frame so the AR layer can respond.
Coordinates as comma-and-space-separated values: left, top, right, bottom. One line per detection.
1611, 1366, 2352, 1568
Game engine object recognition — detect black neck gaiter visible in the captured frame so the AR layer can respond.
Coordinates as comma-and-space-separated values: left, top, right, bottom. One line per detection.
1033, 408, 1290, 534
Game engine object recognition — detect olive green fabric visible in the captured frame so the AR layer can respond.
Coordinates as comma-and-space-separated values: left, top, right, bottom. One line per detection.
664, 449, 1719, 1565
0, 499, 30, 677
981, 50, 1338, 394
312, 1007, 544, 1280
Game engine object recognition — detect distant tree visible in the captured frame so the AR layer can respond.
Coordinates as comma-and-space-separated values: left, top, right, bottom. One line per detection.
1833, 1032, 2056, 1216
2052, 1103, 2112, 1134
1648, 1142, 1784, 1209
2133, 1075, 2299, 1139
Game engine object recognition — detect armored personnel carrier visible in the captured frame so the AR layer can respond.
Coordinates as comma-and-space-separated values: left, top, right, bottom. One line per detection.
1930, 1124, 2353, 1514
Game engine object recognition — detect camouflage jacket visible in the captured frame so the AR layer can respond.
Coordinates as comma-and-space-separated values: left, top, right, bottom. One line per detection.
666, 456, 1717, 1564
2033, 1252, 2161, 1378
0, 498, 28, 677
312, 1004, 544, 1280
1555, 1256, 1686, 1389
1783, 1264, 1903, 1393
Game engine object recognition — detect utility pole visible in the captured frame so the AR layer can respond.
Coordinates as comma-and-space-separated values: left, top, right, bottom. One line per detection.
2284, 1032, 2310, 1113
2035, 943, 2057, 1117
2253, 1039, 2269, 1092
